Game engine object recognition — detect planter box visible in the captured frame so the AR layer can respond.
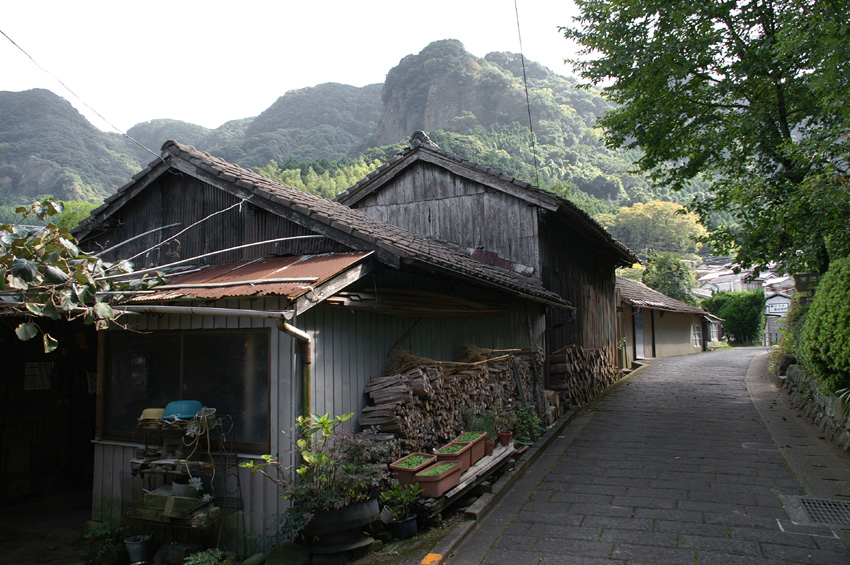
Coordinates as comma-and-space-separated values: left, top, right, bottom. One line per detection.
414, 461, 462, 498
389, 453, 437, 485
454, 431, 486, 464
434, 441, 473, 473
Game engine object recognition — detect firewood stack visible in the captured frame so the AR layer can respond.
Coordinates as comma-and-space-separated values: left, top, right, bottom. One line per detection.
546, 345, 618, 407
360, 352, 544, 452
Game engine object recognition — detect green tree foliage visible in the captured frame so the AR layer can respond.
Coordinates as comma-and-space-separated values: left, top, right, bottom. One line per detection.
641, 252, 698, 306
254, 157, 382, 199
563, 0, 850, 274
1, 200, 163, 352
598, 200, 707, 258
799, 257, 850, 392
702, 291, 766, 344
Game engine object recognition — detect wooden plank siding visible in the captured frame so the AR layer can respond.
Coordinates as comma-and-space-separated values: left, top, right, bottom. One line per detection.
353, 162, 540, 276
539, 215, 621, 368
84, 176, 347, 266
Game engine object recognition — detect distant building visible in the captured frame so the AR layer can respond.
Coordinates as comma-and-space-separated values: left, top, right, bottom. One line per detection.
764, 292, 792, 346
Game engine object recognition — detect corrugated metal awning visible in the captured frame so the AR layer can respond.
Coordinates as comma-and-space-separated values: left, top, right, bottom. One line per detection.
136, 252, 373, 302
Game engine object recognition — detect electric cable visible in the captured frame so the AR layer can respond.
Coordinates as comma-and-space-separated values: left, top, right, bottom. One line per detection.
0, 27, 162, 163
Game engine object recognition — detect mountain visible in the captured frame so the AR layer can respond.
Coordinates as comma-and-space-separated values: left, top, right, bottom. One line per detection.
0, 89, 138, 202
0, 40, 698, 213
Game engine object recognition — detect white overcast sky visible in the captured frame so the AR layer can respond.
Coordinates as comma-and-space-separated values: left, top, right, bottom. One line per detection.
1, 1, 582, 133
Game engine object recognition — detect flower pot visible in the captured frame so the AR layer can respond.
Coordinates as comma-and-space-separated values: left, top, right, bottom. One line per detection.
302, 498, 379, 553
498, 430, 512, 446
434, 441, 473, 473
511, 445, 530, 460
380, 505, 395, 525
454, 431, 486, 465
389, 452, 437, 485
484, 438, 496, 456
124, 534, 151, 562
415, 461, 462, 498
390, 514, 418, 539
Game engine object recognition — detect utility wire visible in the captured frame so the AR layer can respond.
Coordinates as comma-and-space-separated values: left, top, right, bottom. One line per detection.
514, 0, 541, 189
0, 27, 162, 163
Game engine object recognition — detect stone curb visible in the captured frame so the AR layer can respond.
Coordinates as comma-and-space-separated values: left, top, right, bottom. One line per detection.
421, 362, 650, 564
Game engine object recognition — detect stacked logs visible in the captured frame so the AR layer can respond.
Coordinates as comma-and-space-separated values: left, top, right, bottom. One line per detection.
546, 345, 618, 407
360, 354, 541, 452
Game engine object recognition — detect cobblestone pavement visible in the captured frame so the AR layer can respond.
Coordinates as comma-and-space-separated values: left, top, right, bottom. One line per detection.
448, 348, 850, 564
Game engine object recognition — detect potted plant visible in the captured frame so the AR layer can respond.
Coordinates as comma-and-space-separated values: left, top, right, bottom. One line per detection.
514, 405, 545, 445
434, 441, 473, 473
454, 431, 487, 465
379, 482, 423, 539
240, 412, 393, 548
414, 461, 462, 498
463, 410, 496, 456
389, 452, 437, 485
494, 409, 517, 446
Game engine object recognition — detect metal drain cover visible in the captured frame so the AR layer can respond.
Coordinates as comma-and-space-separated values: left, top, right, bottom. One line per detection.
800, 498, 850, 526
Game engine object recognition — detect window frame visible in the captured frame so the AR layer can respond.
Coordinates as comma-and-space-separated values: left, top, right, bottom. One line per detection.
692, 324, 703, 348
101, 327, 272, 453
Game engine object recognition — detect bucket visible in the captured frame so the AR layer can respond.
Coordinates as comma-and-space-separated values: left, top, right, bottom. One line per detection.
124, 534, 151, 562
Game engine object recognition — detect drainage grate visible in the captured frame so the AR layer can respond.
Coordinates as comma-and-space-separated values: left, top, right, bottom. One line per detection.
800, 498, 850, 526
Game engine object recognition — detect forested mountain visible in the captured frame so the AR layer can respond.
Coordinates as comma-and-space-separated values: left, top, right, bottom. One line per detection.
0, 89, 138, 203
0, 40, 704, 218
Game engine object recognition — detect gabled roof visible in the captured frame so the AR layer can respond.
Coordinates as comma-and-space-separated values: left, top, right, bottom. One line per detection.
77, 141, 571, 310
617, 276, 707, 316
335, 135, 638, 266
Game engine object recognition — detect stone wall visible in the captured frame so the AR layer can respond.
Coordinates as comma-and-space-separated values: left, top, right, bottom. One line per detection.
780, 364, 850, 451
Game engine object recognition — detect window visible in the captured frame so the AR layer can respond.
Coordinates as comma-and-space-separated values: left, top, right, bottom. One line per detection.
104, 329, 270, 451
692, 324, 703, 348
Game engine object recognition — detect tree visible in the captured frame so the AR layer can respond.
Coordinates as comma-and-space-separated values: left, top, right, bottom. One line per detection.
1, 200, 162, 352
702, 291, 766, 344
799, 256, 850, 392
641, 252, 698, 305
597, 200, 706, 258
563, 0, 850, 274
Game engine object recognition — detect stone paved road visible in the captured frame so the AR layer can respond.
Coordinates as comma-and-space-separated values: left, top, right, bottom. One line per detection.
448, 348, 850, 564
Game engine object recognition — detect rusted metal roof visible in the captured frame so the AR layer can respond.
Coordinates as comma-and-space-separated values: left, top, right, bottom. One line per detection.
136, 252, 372, 301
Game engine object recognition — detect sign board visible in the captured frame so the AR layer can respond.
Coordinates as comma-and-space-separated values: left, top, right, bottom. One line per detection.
794, 273, 820, 292
767, 302, 789, 314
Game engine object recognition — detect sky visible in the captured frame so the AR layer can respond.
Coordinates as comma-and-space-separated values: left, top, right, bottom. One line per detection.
2, 1, 582, 133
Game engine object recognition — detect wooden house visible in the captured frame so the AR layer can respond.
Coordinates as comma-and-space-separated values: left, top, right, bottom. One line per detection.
616, 276, 714, 362
335, 133, 638, 397
73, 141, 570, 543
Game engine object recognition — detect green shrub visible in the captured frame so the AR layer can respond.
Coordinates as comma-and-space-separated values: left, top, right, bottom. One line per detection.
800, 256, 850, 392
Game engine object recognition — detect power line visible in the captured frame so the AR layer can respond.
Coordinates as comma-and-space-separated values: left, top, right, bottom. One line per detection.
0, 27, 162, 163
513, 0, 541, 189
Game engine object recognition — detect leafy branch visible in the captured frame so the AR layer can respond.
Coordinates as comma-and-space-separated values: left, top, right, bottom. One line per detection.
1, 199, 165, 352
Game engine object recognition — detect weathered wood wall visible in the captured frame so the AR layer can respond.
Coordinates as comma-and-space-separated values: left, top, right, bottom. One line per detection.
81, 176, 347, 266
352, 162, 541, 275
540, 215, 620, 368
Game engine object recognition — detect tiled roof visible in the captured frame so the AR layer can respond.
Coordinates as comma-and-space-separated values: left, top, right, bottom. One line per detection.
617, 276, 707, 316
335, 136, 638, 265
79, 141, 571, 310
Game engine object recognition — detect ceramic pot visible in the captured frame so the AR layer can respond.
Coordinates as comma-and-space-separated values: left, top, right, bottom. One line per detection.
302, 498, 379, 553
389, 452, 437, 485
454, 431, 486, 465
434, 441, 473, 473
390, 514, 418, 539
484, 438, 496, 456
498, 430, 512, 446
414, 461, 462, 498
